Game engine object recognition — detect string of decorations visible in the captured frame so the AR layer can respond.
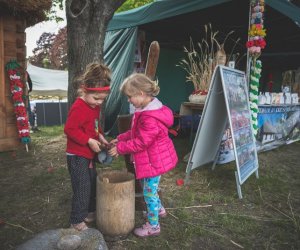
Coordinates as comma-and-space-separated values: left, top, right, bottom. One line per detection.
5, 60, 31, 151
249, 60, 261, 133
246, 0, 266, 135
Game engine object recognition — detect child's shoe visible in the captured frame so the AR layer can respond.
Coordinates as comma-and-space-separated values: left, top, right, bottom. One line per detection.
84, 212, 96, 223
159, 207, 167, 218
70, 221, 88, 231
133, 222, 160, 237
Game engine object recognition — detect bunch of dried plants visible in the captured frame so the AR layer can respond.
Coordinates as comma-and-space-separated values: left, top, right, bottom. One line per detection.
178, 24, 241, 94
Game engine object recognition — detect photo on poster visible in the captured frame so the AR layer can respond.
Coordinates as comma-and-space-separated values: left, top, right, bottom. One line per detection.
220, 67, 259, 184
256, 105, 300, 151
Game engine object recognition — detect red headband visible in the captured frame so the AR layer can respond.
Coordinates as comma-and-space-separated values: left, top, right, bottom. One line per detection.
84, 86, 110, 92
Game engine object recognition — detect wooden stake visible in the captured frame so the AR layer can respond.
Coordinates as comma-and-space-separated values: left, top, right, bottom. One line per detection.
145, 41, 160, 80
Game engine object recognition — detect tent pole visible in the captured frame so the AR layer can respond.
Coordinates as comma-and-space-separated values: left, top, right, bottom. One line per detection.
59, 99, 63, 125
246, 0, 252, 89
43, 103, 46, 126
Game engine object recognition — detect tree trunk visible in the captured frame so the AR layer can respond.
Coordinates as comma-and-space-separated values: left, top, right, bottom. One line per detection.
66, 0, 125, 107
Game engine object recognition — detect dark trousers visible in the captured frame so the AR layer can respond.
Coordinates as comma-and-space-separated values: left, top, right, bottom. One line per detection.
67, 155, 97, 224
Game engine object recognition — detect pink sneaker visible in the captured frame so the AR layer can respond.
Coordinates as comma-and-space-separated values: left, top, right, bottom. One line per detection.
133, 222, 160, 237
159, 207, 167, 218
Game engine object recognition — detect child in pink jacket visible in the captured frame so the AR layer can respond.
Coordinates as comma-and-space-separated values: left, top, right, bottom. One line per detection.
109, 73, 178, 237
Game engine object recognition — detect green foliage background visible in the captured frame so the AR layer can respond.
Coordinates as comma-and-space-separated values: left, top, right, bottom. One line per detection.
117, 0, 154, 12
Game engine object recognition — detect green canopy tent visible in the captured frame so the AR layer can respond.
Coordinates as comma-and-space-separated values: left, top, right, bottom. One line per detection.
103, 0, 300, 134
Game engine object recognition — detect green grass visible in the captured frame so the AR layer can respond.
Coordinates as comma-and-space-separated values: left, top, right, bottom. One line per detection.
32, 125, 64, 138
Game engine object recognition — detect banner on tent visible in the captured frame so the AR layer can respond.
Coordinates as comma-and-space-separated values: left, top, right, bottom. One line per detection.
256, 104, 300, 151
217, 104, 300, 163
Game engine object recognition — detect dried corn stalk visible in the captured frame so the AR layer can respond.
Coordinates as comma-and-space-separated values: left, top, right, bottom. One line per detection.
177, 24, 241, 92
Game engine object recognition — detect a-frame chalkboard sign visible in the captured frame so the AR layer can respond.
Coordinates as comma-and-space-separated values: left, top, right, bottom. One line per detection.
185, 65, 259, 199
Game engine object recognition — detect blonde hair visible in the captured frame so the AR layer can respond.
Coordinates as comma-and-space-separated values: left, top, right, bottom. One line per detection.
120, 73, 160, 97
77, 62, 111, 95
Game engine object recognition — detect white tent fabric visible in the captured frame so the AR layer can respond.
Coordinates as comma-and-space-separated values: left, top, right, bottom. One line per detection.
27, 63, 68, 97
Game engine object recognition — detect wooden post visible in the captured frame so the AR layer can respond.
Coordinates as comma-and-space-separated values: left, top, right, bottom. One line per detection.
145, 41, 160, 80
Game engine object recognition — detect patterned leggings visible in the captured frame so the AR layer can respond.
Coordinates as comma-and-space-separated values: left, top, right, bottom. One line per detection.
141, 176, 162, 226
67, 155, 97, 224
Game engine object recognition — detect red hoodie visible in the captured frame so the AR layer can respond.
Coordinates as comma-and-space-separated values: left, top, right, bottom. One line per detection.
64, 98, 103, 159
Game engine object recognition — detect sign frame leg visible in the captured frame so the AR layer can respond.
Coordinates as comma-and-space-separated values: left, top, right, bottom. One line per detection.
235, 171, 243, 199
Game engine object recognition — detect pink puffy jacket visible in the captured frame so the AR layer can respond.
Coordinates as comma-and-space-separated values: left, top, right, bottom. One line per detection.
116, 102, 178, 179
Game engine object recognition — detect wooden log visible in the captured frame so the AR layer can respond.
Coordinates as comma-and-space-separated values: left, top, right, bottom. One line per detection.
16, 32, 26, 48
145, 41, 160, 80
96, 170, 135, 238
6, 124, 19, 137
0, 16, 26, 152
4, 41, 17, 56
3, 17, 16, 32
16, 19, 26, 33
0, 137, 19, 152
0, 18, 5, 138
0, 104, 5, 137
17, 51, 26, 63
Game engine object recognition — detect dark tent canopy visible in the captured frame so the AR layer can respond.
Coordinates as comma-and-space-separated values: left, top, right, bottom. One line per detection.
104, 0, 300, 134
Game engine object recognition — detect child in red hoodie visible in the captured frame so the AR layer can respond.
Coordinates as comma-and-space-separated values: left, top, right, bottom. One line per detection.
64, 63, 111, 231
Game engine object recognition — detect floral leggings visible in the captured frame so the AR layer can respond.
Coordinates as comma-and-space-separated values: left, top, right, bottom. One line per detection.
141, 176, 162, 226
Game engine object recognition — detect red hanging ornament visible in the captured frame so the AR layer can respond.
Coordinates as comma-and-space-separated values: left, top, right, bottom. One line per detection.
5, 60, 31, 150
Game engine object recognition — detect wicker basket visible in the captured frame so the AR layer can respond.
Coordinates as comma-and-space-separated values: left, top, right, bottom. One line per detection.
188, 94, 207, 103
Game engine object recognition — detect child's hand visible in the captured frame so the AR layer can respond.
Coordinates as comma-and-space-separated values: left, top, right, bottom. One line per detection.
88, 138, 101, 153
110, 138, 118, 145
99, 134, 109, 146
108, 146, 119, 157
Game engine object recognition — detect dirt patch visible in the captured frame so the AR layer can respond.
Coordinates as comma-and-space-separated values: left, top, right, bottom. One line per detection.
0, 128, 300, 249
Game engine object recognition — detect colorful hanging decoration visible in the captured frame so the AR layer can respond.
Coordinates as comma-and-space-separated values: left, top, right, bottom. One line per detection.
246, 1, 267, 59
249, 60, 261, 133
5, 60, 31, 150
246, 0, 266, 135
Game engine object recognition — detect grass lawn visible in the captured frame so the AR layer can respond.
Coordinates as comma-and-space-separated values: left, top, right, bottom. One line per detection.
0, 125, 299, 249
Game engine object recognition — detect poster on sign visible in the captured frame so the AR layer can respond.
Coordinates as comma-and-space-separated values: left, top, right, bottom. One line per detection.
220, 67, 259, 185
185, 66, 259, 198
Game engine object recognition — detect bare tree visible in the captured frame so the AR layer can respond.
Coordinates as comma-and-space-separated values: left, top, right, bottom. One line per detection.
66, 0, 126, 106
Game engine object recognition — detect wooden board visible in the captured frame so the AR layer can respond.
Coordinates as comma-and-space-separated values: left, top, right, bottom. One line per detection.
0, 137, 20, 151
0, 17, 5, 138
145, 41, 160, 80
0, 16, 27, 151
